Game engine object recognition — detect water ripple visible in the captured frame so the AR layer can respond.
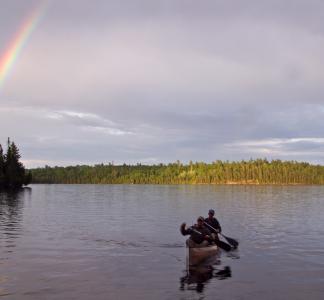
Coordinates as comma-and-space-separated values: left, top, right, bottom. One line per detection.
1, 185, 324, 300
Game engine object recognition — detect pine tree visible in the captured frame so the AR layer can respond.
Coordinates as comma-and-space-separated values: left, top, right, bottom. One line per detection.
0, 139, 30, 189
6, 141, 23, 188
0, 144, 5, 187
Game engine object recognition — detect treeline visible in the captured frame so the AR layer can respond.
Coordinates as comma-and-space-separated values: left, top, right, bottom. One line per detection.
30, 159, 324, 185
0, 139, 32, 189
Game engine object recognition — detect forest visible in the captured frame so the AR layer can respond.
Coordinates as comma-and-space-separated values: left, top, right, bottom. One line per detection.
0, 139, 32, 189
30, 159, 324, 185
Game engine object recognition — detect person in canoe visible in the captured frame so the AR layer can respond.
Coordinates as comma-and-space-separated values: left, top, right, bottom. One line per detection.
204, 209, 222, 241
180, 216, 212, 248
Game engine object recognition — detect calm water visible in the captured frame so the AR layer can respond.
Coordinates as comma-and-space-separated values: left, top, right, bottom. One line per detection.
0, 184, 324, 300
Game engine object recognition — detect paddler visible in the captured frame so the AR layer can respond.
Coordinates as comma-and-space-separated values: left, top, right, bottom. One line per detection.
204, 209, 222, 241
180, 216, 211, 248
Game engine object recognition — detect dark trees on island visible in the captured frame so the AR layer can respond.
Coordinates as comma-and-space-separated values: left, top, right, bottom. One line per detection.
0, 139, 31, 189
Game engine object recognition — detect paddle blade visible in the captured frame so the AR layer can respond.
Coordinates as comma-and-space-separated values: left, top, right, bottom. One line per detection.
221, 234, 239, 248
214, 239, 232, 252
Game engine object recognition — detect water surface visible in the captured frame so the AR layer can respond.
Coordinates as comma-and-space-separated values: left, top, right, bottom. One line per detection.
1, 185, 324, 299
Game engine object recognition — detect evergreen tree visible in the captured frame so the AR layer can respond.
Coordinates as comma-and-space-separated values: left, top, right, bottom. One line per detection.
6, 141, 24, 188
0, 139, 31, 189
0, 144, 5, 187
23, 170, 32, 186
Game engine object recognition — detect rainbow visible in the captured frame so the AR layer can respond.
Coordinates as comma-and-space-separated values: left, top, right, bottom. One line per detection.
0, 1, 49, 90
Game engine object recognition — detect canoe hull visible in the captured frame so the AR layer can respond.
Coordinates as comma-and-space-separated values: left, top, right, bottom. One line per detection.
188, 245, 218, 266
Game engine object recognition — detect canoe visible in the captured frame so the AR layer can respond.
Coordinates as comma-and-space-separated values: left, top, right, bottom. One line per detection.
188, 243, 218, 266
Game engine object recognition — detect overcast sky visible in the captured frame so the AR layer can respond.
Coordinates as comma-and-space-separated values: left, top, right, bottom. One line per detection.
1, 0, 324, 168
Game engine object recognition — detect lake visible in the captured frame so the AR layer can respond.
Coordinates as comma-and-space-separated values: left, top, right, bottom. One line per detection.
1, 184, 324, 299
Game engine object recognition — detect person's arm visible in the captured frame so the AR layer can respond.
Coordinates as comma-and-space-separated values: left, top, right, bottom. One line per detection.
202, 227, 211, 240
180, 223, 192, 236
204, 227, 211, 236
215, 219, 222, 233
205, 219, 218, 233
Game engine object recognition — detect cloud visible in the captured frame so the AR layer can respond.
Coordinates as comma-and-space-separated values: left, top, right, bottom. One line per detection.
1, 0, 324, 167
0, 105, 131, 135
3, 2, 324, 111
82, 126, 132, 136
226, 137, 324, 163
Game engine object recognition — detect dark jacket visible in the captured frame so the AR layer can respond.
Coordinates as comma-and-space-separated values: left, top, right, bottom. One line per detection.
204, 217, 221, 233
181, 224, 211, 244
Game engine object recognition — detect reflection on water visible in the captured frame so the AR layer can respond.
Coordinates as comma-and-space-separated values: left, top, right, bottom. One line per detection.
180, 264, 232, 293
0, 185, 324, 299
225, 249, 240, 259
0, 189, 29, 250
0, 188, 31, 297
180, 247, 233, 294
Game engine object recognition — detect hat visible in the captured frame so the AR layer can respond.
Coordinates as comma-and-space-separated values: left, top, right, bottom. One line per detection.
197, 216, 204, 222
208, 209, 215, 215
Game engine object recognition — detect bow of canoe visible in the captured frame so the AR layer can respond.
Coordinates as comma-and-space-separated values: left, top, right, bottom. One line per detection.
188, 242, 219, 266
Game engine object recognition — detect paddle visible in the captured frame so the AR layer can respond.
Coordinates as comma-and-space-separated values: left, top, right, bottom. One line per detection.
190, 227, 232, 252
203, 222, 239, 248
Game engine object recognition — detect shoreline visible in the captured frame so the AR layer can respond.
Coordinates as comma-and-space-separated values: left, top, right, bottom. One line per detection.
27, 182, 324, 186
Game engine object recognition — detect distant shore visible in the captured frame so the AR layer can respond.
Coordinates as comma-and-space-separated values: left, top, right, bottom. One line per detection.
29, 159, 324, 185
27, 182, 320, 186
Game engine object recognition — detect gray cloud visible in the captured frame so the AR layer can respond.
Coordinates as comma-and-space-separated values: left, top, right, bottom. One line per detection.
1, 0, 324, 167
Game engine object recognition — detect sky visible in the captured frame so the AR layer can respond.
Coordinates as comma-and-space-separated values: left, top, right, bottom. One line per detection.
1, 0, 324, 168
